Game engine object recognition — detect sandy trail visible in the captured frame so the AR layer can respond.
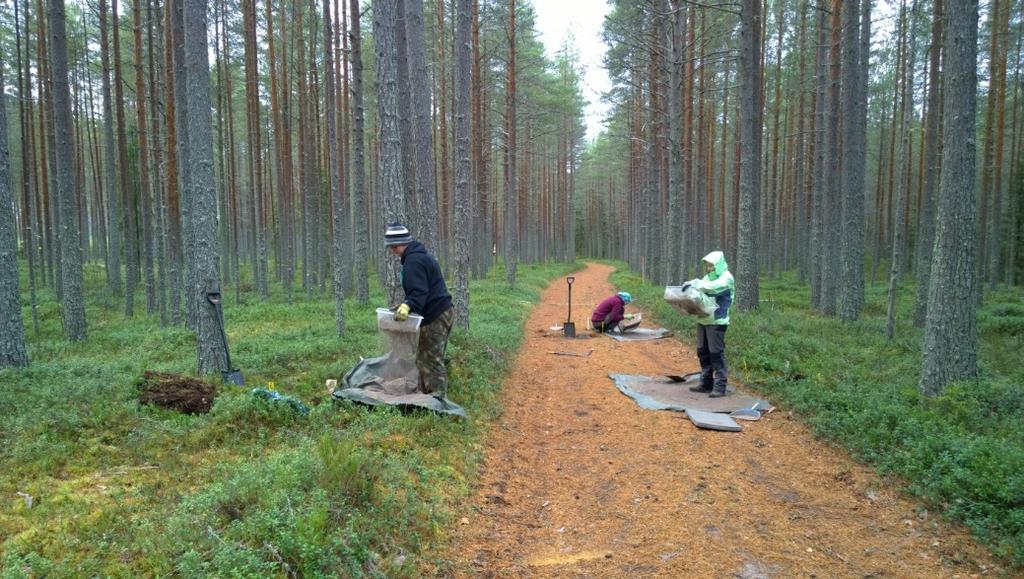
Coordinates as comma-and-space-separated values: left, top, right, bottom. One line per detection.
443, 262, 999, 578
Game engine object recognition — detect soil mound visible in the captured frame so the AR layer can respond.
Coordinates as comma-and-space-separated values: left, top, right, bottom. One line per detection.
138, 371, 217, 414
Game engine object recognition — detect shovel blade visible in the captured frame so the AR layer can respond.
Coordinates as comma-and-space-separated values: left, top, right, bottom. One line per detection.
563, 322, 576, 338
222, 370, 245, 386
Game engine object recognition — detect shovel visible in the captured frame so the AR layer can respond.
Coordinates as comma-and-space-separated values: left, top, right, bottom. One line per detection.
206, 290, 245, 385
563, 276, 576, 338
666, 371, 701, 383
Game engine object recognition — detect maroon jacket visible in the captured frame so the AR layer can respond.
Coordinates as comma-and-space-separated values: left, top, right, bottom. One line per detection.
591, 294, 625, 325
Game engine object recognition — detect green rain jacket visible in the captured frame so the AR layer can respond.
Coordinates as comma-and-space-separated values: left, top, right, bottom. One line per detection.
694, 251, 735, 326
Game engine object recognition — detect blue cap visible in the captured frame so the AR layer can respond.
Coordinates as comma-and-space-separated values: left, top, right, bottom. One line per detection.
617, 292, 632, 304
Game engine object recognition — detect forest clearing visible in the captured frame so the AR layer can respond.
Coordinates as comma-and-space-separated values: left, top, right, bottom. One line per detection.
1, 0, 1023, 575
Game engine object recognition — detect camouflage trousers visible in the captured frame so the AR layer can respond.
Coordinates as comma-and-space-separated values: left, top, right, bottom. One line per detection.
417, 306, 454, 397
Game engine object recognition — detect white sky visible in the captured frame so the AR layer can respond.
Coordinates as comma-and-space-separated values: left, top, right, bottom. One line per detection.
532, 0, 613, 142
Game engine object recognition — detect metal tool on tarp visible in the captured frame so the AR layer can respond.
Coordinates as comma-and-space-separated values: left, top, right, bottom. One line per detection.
206, 290, 245, 385
563, 276, 576, 337
666, 371, 701, 383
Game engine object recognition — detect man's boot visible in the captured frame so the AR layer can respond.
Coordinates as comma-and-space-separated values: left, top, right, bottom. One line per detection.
708, 351, 728, 397
690, 366, 714, 393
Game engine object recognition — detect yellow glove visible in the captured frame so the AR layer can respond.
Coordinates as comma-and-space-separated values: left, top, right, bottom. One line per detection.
394, 303, 411, 322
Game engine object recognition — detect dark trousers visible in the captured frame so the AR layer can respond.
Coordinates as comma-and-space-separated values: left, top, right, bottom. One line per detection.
696, 324, 728, 391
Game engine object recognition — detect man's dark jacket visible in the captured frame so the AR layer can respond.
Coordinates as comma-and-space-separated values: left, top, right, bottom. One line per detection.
401, 241, 452, 325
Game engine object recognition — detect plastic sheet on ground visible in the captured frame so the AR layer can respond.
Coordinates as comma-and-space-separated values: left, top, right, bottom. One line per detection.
609, 373, 771, 414
604, 327, 674, 341
332, 311, 466, 418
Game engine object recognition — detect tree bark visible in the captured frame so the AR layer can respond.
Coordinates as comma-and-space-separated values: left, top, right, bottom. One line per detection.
920, 0, 978, 396
987, 0, 1009, 289
98, 0, 122, 299
184, 0, 229, 374
666, 0, 686, 284
819, 0, 842, 316
887, 0, 919, 340
735, 0, 763, 311
913, 0, 943, 327
15, 0, 41, 335
172, 0, 195, 327
134, 0, 157, 315
504, 0, 518, 286
406, 0, 440, 254
49, 0, 87, 340
839, 0, 867, 321
349, 0, 370, 303
452, 0, 471, 329
374, 0, 409, 304
0, 61, 29, 367
323, 0, 346, 335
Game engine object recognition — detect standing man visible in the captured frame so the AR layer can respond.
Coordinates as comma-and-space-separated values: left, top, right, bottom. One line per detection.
386, 223, 455, 400
687, 251, 735, 398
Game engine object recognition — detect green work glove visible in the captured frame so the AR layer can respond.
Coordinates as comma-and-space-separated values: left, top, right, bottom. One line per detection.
624, 314, 634, 320
394, 303, 411, 322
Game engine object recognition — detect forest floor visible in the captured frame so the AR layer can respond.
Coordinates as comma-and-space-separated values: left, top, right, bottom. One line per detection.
441, 262, 1003, 578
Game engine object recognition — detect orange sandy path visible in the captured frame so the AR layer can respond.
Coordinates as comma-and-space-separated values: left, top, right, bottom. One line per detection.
441, 262, 1000, 578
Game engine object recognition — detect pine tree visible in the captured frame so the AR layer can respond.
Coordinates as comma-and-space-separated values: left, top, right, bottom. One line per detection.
735, 0, 763, 310
0, 60, 29, 367
184, 0, 230, 374
349, 0, 369, 303
374, 0, 409, 304
48, 0, 87, 340
452, 0, 471, 329
920, 0, 979, 395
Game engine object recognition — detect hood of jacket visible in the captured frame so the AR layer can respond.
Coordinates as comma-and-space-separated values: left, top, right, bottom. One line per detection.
400, 240, 427, 264
701, 250, 728, 280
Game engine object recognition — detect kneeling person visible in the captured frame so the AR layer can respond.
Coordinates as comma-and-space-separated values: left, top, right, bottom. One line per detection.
591, 292, 639, 333
386, 223, 454, 399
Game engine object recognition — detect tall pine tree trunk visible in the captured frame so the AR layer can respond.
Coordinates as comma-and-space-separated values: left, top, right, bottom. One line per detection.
406, 0, 440, 253
920, 0, 978, 395
0, 62, 29, 366
839, 0, 867, 321
452, 0, 471, 329
349, 0, 369, 303
504, 0, 518, 286
184, 0, 229, 374
665, 0, 686, 284
819, 0, 842, 315
913, 0, 942, 327
323, 0, 346, 335
887, 0, 919, 340
735, 0, 763, 310
172, 0, 195, 327
374, 0, 409, 304
99, 0, 122, 299
49, 0, 87, 340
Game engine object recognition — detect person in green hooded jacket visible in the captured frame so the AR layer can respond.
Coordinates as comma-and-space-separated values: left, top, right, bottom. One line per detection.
684, 251, 735, 397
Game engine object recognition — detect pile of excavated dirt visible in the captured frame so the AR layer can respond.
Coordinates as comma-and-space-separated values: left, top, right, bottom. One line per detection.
138, 371, 217, 414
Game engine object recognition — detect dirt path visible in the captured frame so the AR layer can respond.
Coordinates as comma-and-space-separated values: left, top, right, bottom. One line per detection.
443, 263, 1001, 578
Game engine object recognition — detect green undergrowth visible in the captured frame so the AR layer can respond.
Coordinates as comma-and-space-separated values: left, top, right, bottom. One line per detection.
610, 262, 1024, 567
0, 261, 578, 577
